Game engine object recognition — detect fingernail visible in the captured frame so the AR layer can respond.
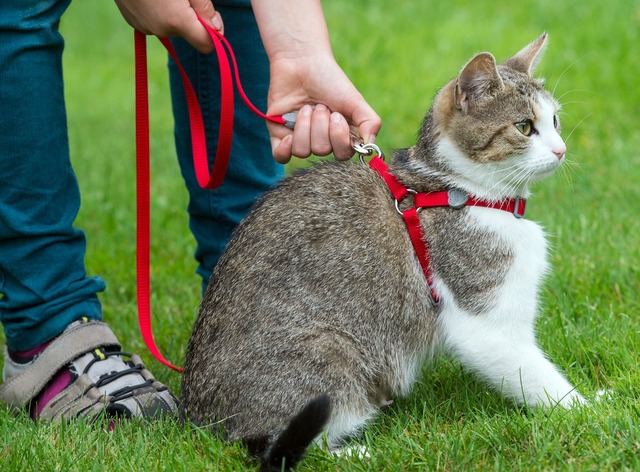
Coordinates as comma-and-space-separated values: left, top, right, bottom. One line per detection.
212, 13, 223, 31
315, 103, 328, 112
300, 105, 312, 116
367, 134, 376, 144
330, 112, 342, 123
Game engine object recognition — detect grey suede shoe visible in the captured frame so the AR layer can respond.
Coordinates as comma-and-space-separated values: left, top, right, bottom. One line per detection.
0, 320, 179, 421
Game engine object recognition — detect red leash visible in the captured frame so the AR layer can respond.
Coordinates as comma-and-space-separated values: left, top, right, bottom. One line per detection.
368, 155, 526, 306
135, 17, 288, 372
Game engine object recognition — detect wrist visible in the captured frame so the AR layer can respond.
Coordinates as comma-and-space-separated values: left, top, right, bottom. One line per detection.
251, 0, 334, 61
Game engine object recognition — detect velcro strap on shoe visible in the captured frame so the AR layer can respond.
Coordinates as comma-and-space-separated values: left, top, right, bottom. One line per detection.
0, 321, 120, 410
38, 371, 107, 420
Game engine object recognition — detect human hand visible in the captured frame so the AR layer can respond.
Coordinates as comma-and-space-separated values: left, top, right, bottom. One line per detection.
266, 54, 382, 164
251, 0, 381, 163
114, 0, 223, 54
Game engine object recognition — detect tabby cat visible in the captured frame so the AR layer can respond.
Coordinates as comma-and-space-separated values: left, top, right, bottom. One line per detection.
182, 33, 584, 471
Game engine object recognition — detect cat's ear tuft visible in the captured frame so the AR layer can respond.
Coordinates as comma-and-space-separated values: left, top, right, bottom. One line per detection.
502, 33, 548, 76
454, 52, 503, 110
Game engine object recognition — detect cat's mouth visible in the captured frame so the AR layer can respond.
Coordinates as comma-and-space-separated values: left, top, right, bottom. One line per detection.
532, 156, 564, 179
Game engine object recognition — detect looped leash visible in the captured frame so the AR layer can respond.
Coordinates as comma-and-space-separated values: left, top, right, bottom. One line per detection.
135, 16, 287, 372
365, 154, 527, 306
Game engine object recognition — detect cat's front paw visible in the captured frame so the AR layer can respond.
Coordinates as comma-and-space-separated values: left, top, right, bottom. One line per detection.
528, 386, 585, 409
553, 390, 586, 408
550, 388, 615, 409
595, 388, 614, 402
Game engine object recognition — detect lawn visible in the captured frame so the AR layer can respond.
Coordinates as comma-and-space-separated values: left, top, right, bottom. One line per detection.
1, 0, 639, 470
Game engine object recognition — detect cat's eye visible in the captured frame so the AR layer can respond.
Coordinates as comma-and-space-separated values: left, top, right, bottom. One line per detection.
553, 114, 559, 129
515, 119, 534, 136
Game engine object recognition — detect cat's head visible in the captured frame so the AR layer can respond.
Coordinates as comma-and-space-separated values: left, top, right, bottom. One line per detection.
426, 33, 565, 199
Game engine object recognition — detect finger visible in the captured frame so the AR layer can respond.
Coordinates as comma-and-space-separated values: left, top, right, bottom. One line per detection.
212, 12, 224, 34
354, 108, 381, 144
176, 8, 220, 53
310, 104, 332, 156
358, 116, 381, 144
190, 0, 220, 30
168, 1, 221, 54
180, 30, 215, 54
191, 0, 224, 34
329, 113, 354, 160
272, 134, 293, 164
340, 95, 382, 144
291, 105, 312, 158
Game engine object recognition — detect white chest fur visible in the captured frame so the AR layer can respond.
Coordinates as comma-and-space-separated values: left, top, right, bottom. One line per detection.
474, 205, 550, 298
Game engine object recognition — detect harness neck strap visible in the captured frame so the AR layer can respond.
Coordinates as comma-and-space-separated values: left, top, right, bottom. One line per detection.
368, 156, 526, 306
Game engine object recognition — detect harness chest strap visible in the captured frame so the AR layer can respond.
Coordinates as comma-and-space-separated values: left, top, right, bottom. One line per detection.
367, 156, 526, 306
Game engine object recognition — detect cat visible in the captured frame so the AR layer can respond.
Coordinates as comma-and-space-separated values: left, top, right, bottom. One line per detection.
181, 33, 585, 471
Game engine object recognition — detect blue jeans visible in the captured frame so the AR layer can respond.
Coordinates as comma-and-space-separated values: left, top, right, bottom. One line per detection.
0, 0, 282, 350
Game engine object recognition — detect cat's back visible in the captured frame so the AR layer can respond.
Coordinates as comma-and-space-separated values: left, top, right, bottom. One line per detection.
194, 159, 432, 335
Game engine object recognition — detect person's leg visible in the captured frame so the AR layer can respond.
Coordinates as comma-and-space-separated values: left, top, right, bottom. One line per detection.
0, 0, 105, 352
169, 0, 284, 291
0, 0, 178, 420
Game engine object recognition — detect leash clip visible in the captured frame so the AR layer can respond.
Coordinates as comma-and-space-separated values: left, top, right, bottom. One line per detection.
355, 142, 384, 164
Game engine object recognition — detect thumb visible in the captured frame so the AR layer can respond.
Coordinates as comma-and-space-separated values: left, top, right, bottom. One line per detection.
190, 0, 224, 34
180, 1, 224, 54
349, 100, 382, 144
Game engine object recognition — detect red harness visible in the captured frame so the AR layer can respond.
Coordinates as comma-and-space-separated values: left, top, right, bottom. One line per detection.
367, 155, 526, 306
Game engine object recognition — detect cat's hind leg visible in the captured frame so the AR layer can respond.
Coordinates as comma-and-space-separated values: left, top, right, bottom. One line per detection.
322, 399, 379, 449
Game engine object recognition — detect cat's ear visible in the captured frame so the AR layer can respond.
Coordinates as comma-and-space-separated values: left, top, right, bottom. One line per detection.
454, 52, 503, 110
502, 33, 548, 76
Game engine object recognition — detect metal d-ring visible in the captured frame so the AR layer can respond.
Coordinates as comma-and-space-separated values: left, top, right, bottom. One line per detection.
355, 142, 384, 164
394, 189, 422, 215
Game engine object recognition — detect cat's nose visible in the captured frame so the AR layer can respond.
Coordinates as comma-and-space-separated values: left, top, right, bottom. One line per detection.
552, 145, 566, 159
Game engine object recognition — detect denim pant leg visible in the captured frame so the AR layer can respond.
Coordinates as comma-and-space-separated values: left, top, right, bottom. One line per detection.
169, 2, 284, 291
0, 0, 105, 350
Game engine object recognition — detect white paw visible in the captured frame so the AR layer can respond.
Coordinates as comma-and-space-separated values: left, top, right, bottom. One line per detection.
595, 388, 613, 402
330, 444, 370, 460
556, 390, 587, 408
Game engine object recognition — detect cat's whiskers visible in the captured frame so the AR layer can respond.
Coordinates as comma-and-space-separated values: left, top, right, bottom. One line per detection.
555, 88, 593, 103
478, 160, 536, 198
556, 100, 589, 111
562, 113, 591, 146
495, 167, 533, 196
557, 160, 576, 189
551, 54, 587, 97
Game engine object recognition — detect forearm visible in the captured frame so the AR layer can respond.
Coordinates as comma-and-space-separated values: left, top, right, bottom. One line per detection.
251, 0, 334, 61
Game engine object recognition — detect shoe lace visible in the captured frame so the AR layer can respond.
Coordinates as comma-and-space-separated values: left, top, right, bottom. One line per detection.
82, 350, 167, 404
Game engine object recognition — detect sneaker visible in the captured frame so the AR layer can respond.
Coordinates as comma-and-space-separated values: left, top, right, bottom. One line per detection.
0, 319, 179, 421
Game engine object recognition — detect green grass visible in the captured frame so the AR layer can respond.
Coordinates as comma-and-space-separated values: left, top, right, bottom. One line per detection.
2, 0, 639, 470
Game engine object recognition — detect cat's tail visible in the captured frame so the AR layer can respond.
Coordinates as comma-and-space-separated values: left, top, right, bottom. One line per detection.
260, 394, 332, 472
